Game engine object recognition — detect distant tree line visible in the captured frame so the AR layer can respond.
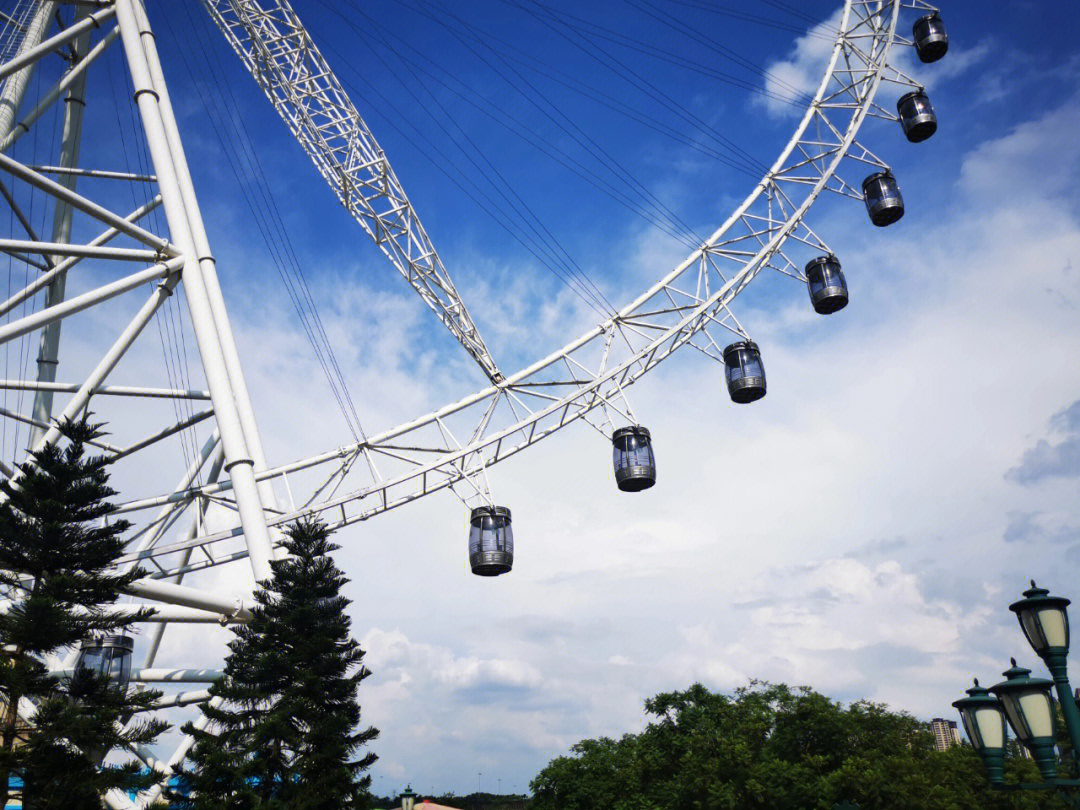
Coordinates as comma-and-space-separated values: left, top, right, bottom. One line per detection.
528, 682, 1070, 810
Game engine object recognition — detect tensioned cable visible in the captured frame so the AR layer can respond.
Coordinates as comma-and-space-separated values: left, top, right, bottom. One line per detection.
395, 0, 764, 190
510, 0, 775, 178
342, 0, 705, 254
754, 0, 822, 27
526, 0, 812, 111
109, 47, 202, 478
503, 0, 772, 182
626, 0, 816, 108
10, 53, 56, 465
365, 12, 619, 318
324, 0, 619, 318
162, 9, 368, 443
188, 11, 370, 443
393, 7, 767, 177
665, 0, 837, 41
629, 0, 818, 104
424, 0, 712, 250
162, 10, 364, 445
390, 0, 709, 261
301, 23, 619, 324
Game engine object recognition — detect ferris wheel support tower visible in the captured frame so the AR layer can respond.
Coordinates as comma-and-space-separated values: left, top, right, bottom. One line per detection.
113, 0, 277, 580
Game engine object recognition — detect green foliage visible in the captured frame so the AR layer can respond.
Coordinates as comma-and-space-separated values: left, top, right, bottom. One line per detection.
0, 417, 166, 808
529, 682, 1071, 810
173, 518, 378, 809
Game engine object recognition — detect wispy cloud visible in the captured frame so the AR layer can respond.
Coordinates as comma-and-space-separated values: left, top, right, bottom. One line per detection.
1008, 399, 1080, 485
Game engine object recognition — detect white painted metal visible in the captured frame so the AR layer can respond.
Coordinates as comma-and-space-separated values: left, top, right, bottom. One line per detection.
1, 27, 118, 153
0, 4, 112, 84
0, 0, 54, 138
201, 0, 504, 383
115, 0, 276, 581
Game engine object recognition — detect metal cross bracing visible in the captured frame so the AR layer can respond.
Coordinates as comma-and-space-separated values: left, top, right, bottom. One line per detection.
200, 0, 505, 384
0, 0, 945, 804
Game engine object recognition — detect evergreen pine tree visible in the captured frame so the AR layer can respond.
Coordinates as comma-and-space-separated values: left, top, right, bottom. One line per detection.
0, 417, 166, 808
174, 517, 377, 809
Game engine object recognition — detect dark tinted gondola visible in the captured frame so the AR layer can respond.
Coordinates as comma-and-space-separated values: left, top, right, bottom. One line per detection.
723, 340, 766, 404
468, 505, 514, 576
897, 90, 937, 143
805, 255, 849, 314
862, 171, 904, 227
612, 425, 656, 492
75, 635, 134, 690
913, 12, 948, 63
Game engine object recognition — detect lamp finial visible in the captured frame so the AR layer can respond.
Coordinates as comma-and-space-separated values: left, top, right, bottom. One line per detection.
973, 677, 980, 687
1010, 656, 1017, 667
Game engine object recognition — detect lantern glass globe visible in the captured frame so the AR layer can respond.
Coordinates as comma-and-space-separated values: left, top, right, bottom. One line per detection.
1002, 689, 1055, 741
1010, 582, 1071, 658
969, 706, 1005, 748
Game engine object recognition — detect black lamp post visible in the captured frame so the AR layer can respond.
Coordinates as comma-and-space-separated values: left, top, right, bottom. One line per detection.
952, 678, 1007, 786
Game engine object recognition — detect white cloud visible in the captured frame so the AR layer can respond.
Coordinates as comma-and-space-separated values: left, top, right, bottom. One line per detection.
755, 10, 843, 117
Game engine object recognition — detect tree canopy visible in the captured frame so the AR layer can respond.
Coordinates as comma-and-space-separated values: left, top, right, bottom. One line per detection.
529, 682, 1068, 810
173, 517, 377, 809
0, 417, 165, 808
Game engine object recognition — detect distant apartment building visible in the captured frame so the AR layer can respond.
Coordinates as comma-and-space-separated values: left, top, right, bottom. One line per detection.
931, 717, 961, 752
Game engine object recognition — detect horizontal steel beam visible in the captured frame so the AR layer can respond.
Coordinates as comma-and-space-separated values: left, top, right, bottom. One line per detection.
0, 380, 210, 399
0, 601, 243, 623
123, 578, 253, 621
131, 668, 223, 683
0, 238, 163, 261
0, 257, 181, 345
27, 165, 154, 182
0, 195, 163, 318
0, 5, 116, 82
147, 689, 212, 710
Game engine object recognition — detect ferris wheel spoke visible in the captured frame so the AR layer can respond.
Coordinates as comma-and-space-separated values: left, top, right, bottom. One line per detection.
200, 0, 505, 384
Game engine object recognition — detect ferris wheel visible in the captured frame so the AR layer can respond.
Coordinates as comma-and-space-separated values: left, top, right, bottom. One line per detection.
0, 0, 950, 805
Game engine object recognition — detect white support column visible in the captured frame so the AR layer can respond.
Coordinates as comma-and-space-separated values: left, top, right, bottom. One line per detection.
29, 5, 93, 448
130, 0, 280, 518
0, 1, 55, 141
114, 0, 275, 581
140, 450, 225, 669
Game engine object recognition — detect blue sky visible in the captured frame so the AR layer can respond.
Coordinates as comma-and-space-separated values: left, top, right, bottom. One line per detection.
6, 0, 1080, 799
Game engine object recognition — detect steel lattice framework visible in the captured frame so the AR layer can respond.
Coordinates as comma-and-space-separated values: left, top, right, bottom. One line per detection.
0, 1, 941, 806
201, 0, 504, 383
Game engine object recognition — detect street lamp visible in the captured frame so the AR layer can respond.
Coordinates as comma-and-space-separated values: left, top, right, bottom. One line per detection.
401, 785, 416, 810
990, 658, 1059, 780
952, 678, 1007, 786
1010, 581, 1080, 759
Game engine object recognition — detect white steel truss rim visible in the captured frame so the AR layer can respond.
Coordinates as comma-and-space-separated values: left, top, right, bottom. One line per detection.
118, 0, 908, 568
